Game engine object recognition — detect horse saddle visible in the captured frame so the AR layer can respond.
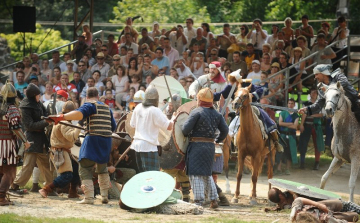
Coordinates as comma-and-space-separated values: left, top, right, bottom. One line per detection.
251, 106, 268, 140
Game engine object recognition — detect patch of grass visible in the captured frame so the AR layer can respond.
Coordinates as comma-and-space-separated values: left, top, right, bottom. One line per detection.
0, 213, 106, 223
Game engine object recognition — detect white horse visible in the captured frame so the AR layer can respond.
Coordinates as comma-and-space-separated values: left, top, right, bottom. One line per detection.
319, 82, 360, 202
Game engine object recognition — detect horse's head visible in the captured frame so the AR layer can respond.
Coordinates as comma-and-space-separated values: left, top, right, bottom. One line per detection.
232, 84, 252, 112
324, 82, 345, 117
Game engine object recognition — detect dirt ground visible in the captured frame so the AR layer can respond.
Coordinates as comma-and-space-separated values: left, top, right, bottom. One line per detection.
1, 162, 360, 223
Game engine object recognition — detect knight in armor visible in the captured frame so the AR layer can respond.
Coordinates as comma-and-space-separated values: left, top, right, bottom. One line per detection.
188, 61, 227, 99
299, 64, 360, 123
0, 82, 30, 206
38, 101, 82, 198
129, 86, 174, 172
10, 83, 54, 195
182, 88, 229, 208
215, 70, 283, 152
47, 87, 116, 204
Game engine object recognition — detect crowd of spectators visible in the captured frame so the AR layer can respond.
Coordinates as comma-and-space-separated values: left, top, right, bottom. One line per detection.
6, 15, 348, 120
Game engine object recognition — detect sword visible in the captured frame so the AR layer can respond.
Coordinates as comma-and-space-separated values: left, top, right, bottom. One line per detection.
251, 102, 298, 113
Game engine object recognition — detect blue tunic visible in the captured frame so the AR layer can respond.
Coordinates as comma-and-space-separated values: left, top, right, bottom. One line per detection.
77, 102, 116, 164
182, 107, 228, 176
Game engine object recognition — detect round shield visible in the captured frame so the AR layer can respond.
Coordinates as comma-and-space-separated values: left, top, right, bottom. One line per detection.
120, 171, 175, 209
176, 100, 197, 113
116, 112, 129, 132
125, 111, 135, 138
172, 112, 190, 155
269, 178, 341, 200
160, 136, 184, 170
149, 76, 188, 108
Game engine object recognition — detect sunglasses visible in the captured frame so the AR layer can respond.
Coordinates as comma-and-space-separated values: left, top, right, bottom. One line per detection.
211, 54, 217, 56
101, 49, 107, 51
97, 57, 104, 60
240, 28, 245, 30
113, 59, 120, 61
142, 48, 147, 50
78, 65, 85, 67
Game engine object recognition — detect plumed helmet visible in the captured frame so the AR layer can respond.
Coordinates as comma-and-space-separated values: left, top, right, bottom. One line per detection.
133, 90, 145, 103
26, 83, 41, 98
1, 81, 17, 99
61, 101, 76, 114
197, 87, 213, 103
143, 86, 159, 107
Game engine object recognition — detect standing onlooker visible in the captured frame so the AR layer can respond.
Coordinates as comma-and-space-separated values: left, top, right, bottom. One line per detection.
298, 15, 314, 48
298, 88, 325, 170
71, 35, 88, 64
282, 17, 294, 47
149, 21, 161, 39
278, 98, 299, 175
201, 23, 214, 46
59, 52, 77, 72
138, 28, 154, 54
217, 24, 235, 59
331, 16, 350, 70
82, 25, 93, 46
107, 34, 119, 57
189, 28, 207, 55
267, 25, 279, 49
163, 37, 180, 68
78, 60, 92, 83
119, 33, 139, 55
184, 18, 196, 49
165, 25, 188, 54
247, 19, 268, 54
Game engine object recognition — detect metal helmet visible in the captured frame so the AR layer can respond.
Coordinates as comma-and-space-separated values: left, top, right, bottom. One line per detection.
133, 90, 145, 103
143, 86, 159, 107
197, 87, 213, 103
61, 101, 76, 114
1, 81, 17, 99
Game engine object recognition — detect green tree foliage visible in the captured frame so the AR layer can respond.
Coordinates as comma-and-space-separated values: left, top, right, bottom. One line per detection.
111, 0, 211, 29
0, 24, 70, 61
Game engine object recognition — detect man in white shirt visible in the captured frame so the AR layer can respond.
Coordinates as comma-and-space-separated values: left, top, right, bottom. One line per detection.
166, 25, 188, 55
247, 19, 268, 53
130, 86, 173, 172
119, 33, 139, 55
59, 52, 78, 72
176, 59, 192, 80
246, 60, 262, 85
184, 18, 196, 49
163, 37, 179, 69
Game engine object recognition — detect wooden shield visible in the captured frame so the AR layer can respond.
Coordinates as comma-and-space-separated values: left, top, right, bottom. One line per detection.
172, 112, 190, 155
125, 111, 135, 138
176, 100, 197, 113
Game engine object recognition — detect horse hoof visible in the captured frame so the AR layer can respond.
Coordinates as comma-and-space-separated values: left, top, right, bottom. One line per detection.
231, 198, 238, 203
249, 199, 258, 205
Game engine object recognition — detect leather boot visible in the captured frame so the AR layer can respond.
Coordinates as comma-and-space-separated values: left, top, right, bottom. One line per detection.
271, 131, 283, 152
39, 183, 55, 198
30, 183, 40, 192
9, 183, 27, 195
98, 174, 110, 204
180, 181, 190, 202
0, 192, 13, 206
210, 200, 219, 209
68, 183, 80, 198
77, 180, 94, 204
218, 192, 230, 206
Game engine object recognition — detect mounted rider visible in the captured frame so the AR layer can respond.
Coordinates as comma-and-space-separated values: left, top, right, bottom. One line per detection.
216, 69, 282, 152
298, 64, 360, 122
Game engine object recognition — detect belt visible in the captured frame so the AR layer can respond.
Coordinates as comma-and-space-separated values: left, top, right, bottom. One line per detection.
280, 131, 296, 136
189, 137, 215, 143
51, 147, 71, 153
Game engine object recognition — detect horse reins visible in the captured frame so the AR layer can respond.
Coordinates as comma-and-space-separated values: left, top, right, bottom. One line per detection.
325, 87, 346, 112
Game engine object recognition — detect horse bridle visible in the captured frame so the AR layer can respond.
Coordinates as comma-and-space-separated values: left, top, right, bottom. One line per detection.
233, 94, 249, 112
325, 87, 345, 111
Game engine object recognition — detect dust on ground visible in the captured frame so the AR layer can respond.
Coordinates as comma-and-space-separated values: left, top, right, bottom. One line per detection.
1, 163, 360, 223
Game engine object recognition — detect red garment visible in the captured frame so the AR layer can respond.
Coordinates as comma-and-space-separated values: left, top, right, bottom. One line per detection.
105, 99, 116, 109
53, 83, 78, 93
211, 73, 226, 83
199, 101, 214, 108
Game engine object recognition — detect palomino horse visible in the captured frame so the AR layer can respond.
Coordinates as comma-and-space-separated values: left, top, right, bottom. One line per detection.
320, 82, 360, 202
230, 84, 276, 205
